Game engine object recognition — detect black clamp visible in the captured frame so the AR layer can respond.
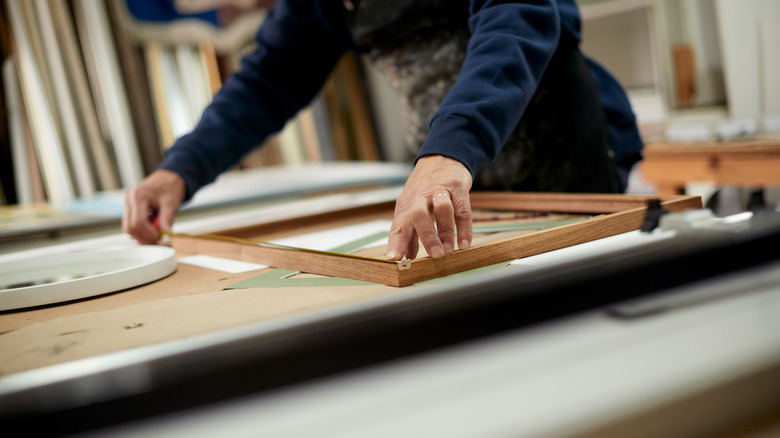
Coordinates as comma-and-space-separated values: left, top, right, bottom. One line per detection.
640, 199, 669, 232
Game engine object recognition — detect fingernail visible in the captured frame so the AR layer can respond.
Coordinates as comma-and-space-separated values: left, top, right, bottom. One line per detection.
431, 246, 445, 259
460, 239, 470, 249
443, 242, 453, 254
386, 250, 399, 260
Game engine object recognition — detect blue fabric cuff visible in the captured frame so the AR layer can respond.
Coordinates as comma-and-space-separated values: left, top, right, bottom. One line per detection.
415, 114, 494, 177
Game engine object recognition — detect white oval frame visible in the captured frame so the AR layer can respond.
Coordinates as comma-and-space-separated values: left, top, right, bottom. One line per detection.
0, 246, 177, 311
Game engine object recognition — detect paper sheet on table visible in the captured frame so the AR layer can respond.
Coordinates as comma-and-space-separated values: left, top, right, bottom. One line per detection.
178, 254, 268, 273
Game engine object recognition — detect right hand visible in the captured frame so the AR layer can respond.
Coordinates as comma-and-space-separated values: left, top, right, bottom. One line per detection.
122, 169, 186, 244
386, 155, 473, 261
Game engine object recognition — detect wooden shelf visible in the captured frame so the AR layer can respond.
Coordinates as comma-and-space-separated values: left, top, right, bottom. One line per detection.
642, 138, 780, 194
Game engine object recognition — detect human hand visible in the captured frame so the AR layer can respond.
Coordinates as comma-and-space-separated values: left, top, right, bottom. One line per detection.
386, 155, 473, 261
122, 169, 186, 244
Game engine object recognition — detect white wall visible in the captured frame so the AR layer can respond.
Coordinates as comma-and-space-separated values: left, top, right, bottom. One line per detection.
580, 8, 657, 90
716, 0, 780, 118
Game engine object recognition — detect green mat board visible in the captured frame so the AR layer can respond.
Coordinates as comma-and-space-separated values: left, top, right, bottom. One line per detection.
225, 262, 512, 289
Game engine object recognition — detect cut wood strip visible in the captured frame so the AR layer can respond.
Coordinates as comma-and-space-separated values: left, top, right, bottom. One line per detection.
277, 117, 306, 165
6, 0, 74, 202
72, 1, 111, 146
174, 44, 210, 126
322, 75, 351, 161
298, 107, 322, 162
2, 57, 34, 204
159, 45, 192, 141
144, 42, 174, 150
469, 192, 696, 214
49, 0, 119, 191
108, 0, 162, 175
310, 92, 336, 161
339, 52, 380, 161
73, 0, 144, 188
34, 0, 96, 198
22, 104, 47, 202
199, 43, 222, 97
19, 1, 58, 135
170, 193, 702, 287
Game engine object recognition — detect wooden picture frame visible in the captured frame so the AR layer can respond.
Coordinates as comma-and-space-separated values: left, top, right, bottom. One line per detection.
170, 192, 702, 287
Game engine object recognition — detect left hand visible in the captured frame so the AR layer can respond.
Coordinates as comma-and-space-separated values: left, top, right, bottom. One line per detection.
386, 155, 473, 261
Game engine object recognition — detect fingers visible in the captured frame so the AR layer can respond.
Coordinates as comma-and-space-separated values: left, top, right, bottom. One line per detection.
123, 188, 159, 245
452, 188, 472, 250
405, 230, 419, 261
431, 191, 456, 254
156, 201, 177, 232
386, 213, 417, 261
411, 194, 445, 259
387, 191, 460, 261
386, 154, 473, 261
122, 170, 186, 245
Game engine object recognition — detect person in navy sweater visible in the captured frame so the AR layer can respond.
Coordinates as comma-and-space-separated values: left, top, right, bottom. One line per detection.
124, 0, 643, 261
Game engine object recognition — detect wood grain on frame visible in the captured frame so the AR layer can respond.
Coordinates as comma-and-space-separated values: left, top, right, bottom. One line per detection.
171, 193, 702, 287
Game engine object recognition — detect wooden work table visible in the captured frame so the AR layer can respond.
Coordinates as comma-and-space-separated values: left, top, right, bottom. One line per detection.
0, 185, 412, 375
2, 182, 780, 437
641, 138, 780, 195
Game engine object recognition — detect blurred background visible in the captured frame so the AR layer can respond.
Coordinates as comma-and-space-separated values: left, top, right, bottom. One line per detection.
0, 0, 778, 211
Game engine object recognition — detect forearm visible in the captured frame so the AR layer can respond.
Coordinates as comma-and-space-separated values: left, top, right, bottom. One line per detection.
418, 0, 561, 175
159, 0, 350, 199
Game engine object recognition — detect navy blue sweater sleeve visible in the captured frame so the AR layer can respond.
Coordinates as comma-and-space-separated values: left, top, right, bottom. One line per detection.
417, 0, 561, 175
158, 0, 349, 199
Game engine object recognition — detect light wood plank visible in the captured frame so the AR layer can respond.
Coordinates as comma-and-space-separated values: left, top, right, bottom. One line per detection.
642, 141, 780, 188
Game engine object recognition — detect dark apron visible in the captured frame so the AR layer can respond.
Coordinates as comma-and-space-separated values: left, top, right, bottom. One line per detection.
343, 0, 624, 193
